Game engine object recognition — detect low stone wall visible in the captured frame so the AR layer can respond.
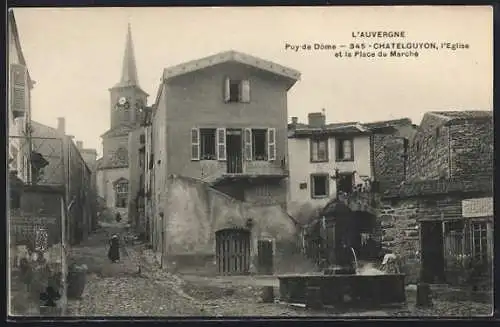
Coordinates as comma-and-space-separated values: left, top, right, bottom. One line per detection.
378, 201, 421, 284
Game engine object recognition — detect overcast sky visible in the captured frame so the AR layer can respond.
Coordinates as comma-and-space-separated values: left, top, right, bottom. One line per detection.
13, 6, 492, 157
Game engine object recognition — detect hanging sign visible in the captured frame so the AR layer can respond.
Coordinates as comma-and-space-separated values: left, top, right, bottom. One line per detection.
462, 197, 493, 218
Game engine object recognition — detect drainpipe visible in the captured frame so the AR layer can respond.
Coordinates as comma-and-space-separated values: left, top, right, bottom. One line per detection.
447, 127, 452, 178
160, 212, 165, 268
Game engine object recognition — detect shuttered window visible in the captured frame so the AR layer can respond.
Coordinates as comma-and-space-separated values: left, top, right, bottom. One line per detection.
224, 77, 231, 102
223, 77, 251, 103
191, 128, 200, 161
267, 128, 276, 161
10, 64, 28, 118
216, 128, 227, 161
241, 80, 250, 103
244, 128, 252, 161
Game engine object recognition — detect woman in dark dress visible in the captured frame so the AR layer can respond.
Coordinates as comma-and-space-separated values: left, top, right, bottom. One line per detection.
108, 235, 120, 263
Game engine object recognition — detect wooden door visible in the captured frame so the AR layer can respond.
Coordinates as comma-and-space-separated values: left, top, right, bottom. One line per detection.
257, 239, 274, 275
420, 221, 445, 283
216, 229, 250, 275
226, 129, 243, 174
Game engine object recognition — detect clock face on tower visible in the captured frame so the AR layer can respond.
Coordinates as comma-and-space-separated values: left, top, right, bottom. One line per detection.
116, 97, 130, 110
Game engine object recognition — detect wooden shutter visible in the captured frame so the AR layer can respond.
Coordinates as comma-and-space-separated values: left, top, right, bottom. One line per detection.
224, 77, 231, 102
241, 80, 250, 103
10, 64, 28, 118
267, 128, 276, 161
191, 128, 200, 161
216, 128, 227, 161
244, 128, 252, 161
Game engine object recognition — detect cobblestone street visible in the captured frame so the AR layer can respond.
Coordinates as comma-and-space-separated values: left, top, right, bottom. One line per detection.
65, 225, 493, 317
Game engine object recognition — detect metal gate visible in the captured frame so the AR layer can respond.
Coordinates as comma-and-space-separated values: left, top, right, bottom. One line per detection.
216, 228, 250, 275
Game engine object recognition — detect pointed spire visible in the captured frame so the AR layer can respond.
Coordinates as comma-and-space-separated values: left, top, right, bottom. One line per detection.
119, 22, 139, 87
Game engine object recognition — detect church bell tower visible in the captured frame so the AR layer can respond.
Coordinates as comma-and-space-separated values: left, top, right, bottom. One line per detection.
109, 23, 148, 128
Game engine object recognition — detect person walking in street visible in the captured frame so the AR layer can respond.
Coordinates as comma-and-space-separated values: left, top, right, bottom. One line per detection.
108, 234, 120, 263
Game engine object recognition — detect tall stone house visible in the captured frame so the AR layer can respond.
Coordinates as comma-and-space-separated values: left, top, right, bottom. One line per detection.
96, 24, 149, 220
382, 111, 493, 285
144, 51, 302, 275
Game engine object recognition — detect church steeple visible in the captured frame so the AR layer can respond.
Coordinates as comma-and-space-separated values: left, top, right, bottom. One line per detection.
118, 22, 139, 87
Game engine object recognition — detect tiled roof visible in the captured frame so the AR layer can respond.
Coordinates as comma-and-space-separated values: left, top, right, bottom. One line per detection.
289, 122, 369, 137
383, 177, 493, 199
363, 118, 412, 129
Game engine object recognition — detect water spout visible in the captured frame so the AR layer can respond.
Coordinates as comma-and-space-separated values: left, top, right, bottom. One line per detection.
350, 247, 358, 273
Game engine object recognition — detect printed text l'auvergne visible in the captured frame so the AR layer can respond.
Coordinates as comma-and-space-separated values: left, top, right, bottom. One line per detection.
351, 31, 406, 38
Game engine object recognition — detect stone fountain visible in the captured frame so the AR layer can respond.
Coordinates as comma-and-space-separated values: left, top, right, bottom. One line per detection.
278, 199, 406, 309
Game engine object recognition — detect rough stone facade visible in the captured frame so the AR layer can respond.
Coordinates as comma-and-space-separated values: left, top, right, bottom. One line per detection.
448, 120, 494, 179
406, 112, 493, 181
381, 178, 493, 285
369, 119, 417, 191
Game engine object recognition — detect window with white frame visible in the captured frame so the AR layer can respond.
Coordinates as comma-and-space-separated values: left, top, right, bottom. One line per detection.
224, 78, 250, 103
311, 174, 329, 198
191, 128, 226, 161
200, 128, 217, 160
252, 129, 267, 161
310, 136, 329, 162
336, 138, 354, 161
115, 179, 128, 208
243, 128, 276, 161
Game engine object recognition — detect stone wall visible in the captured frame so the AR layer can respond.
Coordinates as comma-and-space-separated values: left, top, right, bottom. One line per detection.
449, 121, 493, 179
372, 133, 407, 191
378, 201, 421, 283
406, 115, 451, 181
380, 190, 493, 284
153, 175, 311, 275
406, 114, 493, 182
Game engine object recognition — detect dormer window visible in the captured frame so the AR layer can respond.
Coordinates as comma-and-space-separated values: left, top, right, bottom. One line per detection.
224, 78, 250, 103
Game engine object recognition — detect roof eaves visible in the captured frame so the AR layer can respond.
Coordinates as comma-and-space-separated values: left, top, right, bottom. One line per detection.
162, 50, 301, 83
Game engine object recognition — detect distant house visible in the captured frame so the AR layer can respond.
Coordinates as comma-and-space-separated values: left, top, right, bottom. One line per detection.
127, 107, 150, 234
287, 113, 416, 218
287, 112, 373, 215
382, 110, 493, 285
146, 50, 302, 275
14, 117, 98, 244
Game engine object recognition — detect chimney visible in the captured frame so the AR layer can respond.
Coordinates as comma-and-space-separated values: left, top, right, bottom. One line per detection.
76, 141, 83, 149
291, 117, 298, 125
308, 112, 326, 127
57, 117, 65, 135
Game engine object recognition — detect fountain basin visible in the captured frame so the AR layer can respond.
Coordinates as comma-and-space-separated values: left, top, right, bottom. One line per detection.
278, 274, 406, 308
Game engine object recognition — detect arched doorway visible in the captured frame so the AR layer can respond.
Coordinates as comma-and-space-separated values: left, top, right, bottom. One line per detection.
216, 228, 251, 275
